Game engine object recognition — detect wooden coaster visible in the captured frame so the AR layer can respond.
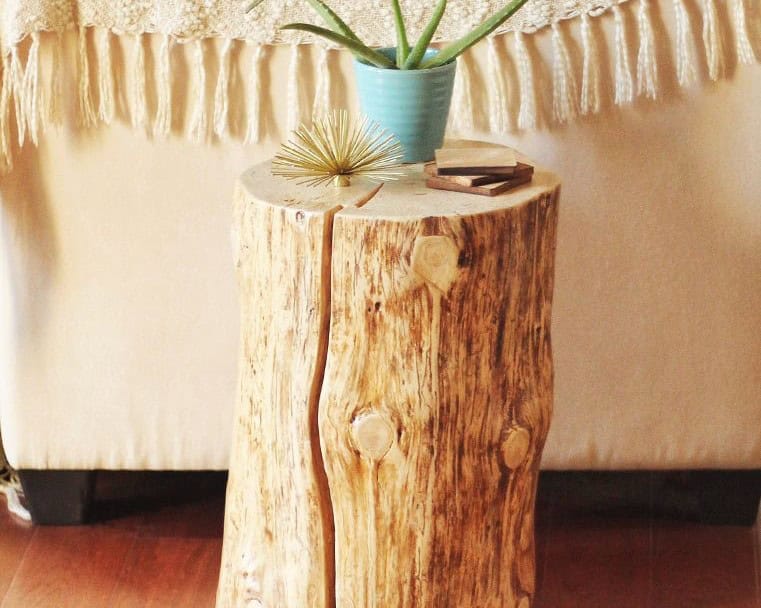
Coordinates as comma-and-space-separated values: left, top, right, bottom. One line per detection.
424, 162, 534, 186
425, 173, 533, 196
435, 147, 517, 175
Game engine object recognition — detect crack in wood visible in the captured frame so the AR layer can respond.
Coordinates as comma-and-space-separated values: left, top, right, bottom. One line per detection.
309, 203, 343, 608
219, 161, 560, 608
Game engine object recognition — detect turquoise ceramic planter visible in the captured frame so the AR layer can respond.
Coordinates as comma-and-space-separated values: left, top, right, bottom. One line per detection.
354, 48, 456, 163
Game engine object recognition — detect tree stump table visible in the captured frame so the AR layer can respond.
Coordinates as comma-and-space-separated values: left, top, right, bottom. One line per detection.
217, 159, 560, 608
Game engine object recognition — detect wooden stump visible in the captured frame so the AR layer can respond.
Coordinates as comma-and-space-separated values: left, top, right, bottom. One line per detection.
217, 160, 560, 608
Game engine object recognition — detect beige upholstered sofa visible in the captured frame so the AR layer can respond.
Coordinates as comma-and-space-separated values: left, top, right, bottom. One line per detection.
1, 11, 759, 523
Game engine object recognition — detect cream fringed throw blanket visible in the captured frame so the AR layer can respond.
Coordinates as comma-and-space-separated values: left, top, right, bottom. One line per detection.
0, 0, 757, 168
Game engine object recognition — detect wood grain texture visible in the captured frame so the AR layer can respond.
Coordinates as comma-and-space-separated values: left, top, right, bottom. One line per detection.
0, 471, 227, 608
0, 510, 34, 600
1, 527, 135, 608
426, 173, 534, 196
435, 147, 518, 173
111, 537, 222, 608
652, 523, 759, 607
216, 169, 383, 608
424, 162, 534, 187
320, 176, 559, 608
216, 177, 333, 608
218, 160, 560, 608
1, 471, 758, 608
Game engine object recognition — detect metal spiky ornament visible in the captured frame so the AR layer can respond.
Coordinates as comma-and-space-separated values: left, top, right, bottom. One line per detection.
272, 110, 404, 187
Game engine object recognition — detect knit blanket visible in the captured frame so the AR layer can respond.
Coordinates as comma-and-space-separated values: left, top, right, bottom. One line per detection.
0, 0, 757, 169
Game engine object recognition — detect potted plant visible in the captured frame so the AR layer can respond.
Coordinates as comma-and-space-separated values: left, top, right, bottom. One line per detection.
248, 0, 530, 162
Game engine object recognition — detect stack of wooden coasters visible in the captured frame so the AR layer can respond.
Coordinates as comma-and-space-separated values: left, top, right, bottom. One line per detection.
424, 146, 534, 196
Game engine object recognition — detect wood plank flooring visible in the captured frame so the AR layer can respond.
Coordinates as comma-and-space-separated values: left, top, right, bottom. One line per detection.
0, 471, 758, 607
0, 472, 225, 608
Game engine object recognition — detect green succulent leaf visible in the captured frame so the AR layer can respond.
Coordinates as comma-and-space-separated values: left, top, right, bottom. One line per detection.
391, 0, 410, 68
250, 0, 362, 43
420, 0, 530, 68
303, 0, 362, 42
245, 0, 266, 11
403, 0, 447, 69
280, 24, 395, 68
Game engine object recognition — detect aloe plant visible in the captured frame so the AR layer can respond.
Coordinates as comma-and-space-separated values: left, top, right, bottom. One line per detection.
280, 23, 395, 68
390, 0, 410, 68
246, 0, 531, 69
420, 0, 528, 68
402, 0, 447, 69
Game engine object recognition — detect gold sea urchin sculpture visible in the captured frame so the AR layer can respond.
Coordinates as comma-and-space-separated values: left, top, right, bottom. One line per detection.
272, 110, 404, 187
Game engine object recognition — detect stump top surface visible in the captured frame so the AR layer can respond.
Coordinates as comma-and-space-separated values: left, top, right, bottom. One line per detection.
239, 161, 560, 221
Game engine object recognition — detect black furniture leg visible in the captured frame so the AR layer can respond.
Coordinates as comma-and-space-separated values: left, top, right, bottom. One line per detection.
690, 470, 761, 526
652, 470, 761, 526
17, 470, 96, 525
542, 470, 761, 527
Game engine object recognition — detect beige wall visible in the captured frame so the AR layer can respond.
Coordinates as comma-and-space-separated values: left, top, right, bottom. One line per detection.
1, 8, 760, 470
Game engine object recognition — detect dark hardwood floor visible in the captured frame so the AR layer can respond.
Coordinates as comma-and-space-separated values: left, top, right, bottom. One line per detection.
0, 471, 758, 607
0, 472, 225, 608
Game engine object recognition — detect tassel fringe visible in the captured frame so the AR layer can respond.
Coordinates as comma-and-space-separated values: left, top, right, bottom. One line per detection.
130, 35, 148, 132
96, 28, 115, 124
48, 32, 65, 127
0, 2, 757, 171
245, 43, 265, 144
702, 0, 724, 80
154, 35, 173, 138
10, 47, 25, 145
513, 31, 537, 130
613, 6, 635, 105
22, 32, 42, 146
213, 38, 233, 138
312, 46, 332, 121
286, 44, 304, 133
1, 54, 13, 171
730, 0, 756, 64
551, 23, 579, 123
487, 37, 510, 133
77, 26, 98, 127
448, 49, 475, 134
674, 0, 697, 86
580, 14, 602, 115
636, 0, 659, 99
188, 39, 208, 143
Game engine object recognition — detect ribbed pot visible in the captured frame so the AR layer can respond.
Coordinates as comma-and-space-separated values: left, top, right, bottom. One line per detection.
354, 48, 457, 163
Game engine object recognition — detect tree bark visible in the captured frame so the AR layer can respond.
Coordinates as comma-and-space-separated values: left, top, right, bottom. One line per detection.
217, 161, 560, 608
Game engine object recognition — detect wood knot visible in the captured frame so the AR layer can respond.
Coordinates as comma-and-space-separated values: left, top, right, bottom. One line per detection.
351, 411, 395, 462
502, 426, 531, 469
239, 550, 263, 605
411, 235, 460, 294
